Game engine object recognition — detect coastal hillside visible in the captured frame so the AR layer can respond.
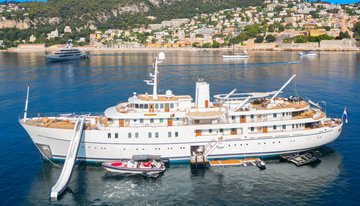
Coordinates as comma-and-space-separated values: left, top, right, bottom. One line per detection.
11, 0, 263, 29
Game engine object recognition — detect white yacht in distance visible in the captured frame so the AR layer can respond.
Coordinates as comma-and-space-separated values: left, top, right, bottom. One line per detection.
20, 52, 343, 163
299, 50, 317, 57
223, 47, 249, 59
45, 40, 88, 62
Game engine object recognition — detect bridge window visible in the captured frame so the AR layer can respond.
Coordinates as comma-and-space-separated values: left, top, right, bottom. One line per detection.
108, 133, 111, 138
148, 132, 152, 138
155, 132, 159, 138
128, 133, 132, 138
168, 132, 172, 137
175, 132, 179, 137
135, 133, 139, 138
115, 133, 118, 138
273, 113, 277, 118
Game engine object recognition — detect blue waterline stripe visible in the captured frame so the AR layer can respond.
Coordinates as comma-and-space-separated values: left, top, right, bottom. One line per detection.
51, 146, 318, 162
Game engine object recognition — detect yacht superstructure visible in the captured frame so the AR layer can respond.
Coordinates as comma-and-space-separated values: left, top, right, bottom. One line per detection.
20, 53, 343, 163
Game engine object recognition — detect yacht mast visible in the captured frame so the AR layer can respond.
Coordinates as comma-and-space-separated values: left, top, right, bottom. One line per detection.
145, 52, 165, 100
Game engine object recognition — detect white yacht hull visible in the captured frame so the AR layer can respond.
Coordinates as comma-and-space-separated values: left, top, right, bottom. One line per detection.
45, 55, 85, 62
21, 121, 342, 163
223, 55, 249, 59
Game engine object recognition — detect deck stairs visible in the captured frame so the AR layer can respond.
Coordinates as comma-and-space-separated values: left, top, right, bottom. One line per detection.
50, 117, 85, 200
203, 135, 224, 158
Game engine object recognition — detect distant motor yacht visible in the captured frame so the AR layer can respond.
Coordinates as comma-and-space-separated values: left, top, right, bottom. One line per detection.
298, 50, 316, 57
46, 40, 88, 62
223, 48, 249, 59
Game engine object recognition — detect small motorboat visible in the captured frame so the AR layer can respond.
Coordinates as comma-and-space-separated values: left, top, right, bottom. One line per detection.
299, 50, 316, 57
255, 160, 266, 170
102, 155, 166, 177
280, 151, 322, 166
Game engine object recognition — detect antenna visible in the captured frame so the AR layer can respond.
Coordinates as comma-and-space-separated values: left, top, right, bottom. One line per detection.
23, 85, 30, 122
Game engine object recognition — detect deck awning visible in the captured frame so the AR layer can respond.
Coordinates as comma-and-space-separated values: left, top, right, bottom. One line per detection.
186, 111, 224, 120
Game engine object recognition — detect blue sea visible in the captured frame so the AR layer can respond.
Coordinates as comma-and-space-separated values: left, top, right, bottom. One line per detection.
0, 50, 359, 205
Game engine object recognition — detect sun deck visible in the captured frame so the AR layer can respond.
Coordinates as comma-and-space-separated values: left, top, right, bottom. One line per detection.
136, 94, 192, 102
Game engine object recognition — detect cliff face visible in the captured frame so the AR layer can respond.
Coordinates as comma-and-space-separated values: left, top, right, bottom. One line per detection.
0, 19, 30, 29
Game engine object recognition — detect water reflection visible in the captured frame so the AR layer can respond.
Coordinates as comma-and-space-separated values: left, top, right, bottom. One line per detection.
26, 150, 342, 205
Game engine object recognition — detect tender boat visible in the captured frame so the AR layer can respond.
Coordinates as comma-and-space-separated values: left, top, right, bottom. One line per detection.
46, 40, 88, 62
298, 50, 316, 57
255, 160, 266, 170
102, 155, 166, 177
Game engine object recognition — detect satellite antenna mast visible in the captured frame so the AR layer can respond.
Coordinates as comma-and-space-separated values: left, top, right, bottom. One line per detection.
23, 85, 30, 122
144, 52, 165, 100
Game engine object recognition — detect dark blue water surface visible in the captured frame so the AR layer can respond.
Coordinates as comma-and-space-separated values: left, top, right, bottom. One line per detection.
0, 50, 359, 205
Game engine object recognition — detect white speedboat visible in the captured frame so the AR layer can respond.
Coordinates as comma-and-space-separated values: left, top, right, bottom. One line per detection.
299, 50, 316, 57
102, 155, 166, 177
46, 40, 88, 62
223, 48, 249, 59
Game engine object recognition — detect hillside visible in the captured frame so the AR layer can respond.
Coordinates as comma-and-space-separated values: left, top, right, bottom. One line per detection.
14, 0, 263, 29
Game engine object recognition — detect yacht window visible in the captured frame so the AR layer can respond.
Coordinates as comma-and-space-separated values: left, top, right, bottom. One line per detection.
115, 133, 118, 138
209, 129, 213, 133
140, 104, 144, 109
250, 115, 254, 119
133, 119, 137, 122
155, 104, 159, 109
220, 129, 224, 133
160, 104, 164, 109
144, 104, 148, 109
273, 125, 277, 130
175, 132, 179, 137
135, 133, 139, 138
250, 127, 254, 131
135, 104, 139, 108
273, 113, 277, 118
283, 125, 286, 129
170, 103, 174, 108
160, 118, 163, 123
176, 118, 180, 121
231, 116, 235, 120
140, 119, 144, 123
150, 118, 154, 123
155, 132, 159, 138
108, 133, 111, 138
148, 132, 152, 138
128, 133, 132, 138
282, 112, 285, 117
168, 132, 172, 137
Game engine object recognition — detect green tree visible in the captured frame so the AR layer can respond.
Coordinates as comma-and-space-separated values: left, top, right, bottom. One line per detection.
352, 21, 360, 39
212, 41, 220, 48
293, 35, 308, 43
265, 34, 276, 42
336, 31, 351, 40
254, 35, 264, 43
